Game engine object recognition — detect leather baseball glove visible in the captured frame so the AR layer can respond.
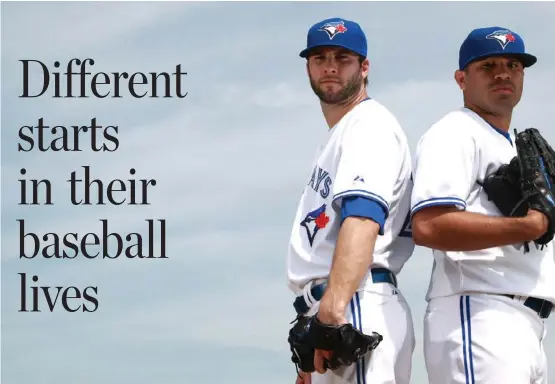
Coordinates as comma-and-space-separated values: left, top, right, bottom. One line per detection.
514, 128, 555, 245
481, 155, 528, 217
481, 128, 555, 246
287, 314, 382, 375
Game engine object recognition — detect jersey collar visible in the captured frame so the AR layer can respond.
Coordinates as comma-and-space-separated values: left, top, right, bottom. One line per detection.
462, 107, 513, 146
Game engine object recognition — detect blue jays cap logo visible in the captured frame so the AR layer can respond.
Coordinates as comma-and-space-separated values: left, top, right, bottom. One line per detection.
300, 204, 330, 246
318, 21, 348, 40
486, 29, 517, 50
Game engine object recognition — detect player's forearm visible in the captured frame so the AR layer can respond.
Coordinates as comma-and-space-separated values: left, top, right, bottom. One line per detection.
318, 216, 379, 322
412, 207, 545, 251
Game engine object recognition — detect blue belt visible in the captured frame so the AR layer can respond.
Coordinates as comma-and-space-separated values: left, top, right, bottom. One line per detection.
293, 267, 397, 316
504, 295, 553, 319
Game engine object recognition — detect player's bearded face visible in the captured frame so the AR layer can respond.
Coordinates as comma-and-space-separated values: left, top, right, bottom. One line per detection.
308, 67, 364, 105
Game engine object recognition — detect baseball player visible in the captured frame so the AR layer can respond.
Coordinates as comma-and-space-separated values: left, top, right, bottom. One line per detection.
410, 26, 555, 383
286, 17, 416, 384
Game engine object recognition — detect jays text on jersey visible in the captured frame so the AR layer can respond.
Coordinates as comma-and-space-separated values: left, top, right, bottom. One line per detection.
411, 107, 555, 304
286, 98, 415, 294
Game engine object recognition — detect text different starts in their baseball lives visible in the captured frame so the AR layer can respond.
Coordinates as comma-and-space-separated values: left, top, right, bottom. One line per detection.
14, 58, 175, 314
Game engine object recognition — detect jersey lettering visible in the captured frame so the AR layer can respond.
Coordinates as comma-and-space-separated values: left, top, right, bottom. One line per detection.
399, 212, 412, 238
400, 173, 413, 237
308, 165, 332, 198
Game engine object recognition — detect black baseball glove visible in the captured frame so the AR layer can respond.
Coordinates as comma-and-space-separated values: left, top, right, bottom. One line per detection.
481, 128, 555, 246
481, 155, 528, 217
287, 314, 383, 376
514, 128, 555, 245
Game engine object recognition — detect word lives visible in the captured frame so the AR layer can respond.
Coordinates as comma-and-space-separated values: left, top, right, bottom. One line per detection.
18, 273, 98, 313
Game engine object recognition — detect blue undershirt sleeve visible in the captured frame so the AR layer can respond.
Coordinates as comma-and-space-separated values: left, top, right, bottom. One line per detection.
340, 195, 387, 235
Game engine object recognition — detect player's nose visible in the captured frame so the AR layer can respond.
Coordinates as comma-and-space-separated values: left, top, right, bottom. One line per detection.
320, 58, 339, 73
492, 64, 513, 80
323, 65, 338, 74
494, 71, 511, 81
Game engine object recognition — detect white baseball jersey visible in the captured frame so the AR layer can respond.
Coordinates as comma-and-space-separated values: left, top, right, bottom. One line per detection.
286, 98, 415, 294
411, 106, 555, 303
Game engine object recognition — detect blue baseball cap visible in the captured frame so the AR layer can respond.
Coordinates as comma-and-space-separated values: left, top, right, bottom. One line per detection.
458, 26, 537, 70
299, 17, 367, 58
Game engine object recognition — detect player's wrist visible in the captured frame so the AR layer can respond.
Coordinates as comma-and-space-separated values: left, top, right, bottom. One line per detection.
316, 311, 346, 325
522, 209, 549, 240
316, 302, 348, 325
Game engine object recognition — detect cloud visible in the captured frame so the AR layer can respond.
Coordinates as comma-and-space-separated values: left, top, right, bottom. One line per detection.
96, 275, 292, 349
218, 81, 314, 109
1, 2, 203, 58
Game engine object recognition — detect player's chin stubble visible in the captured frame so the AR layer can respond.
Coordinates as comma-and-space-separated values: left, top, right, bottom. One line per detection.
486, 90, 521, 115
309, 72, 363, 105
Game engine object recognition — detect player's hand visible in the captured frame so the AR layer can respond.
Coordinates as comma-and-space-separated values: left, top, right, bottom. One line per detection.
314, 349, 334, 374
313, 310, 348, 374
296, 370, 311, 384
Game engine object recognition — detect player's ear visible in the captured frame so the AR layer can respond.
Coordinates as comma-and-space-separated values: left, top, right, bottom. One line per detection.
454, 69, 466, 91
362, 58, 370, 78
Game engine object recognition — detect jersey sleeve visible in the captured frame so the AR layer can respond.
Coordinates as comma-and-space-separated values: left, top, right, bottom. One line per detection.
331, 117, 405, 223
410, 126, 477, 216
341, 196, 387, 235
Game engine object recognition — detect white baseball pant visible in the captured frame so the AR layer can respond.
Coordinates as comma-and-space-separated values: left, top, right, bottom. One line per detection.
301, 282, 415, 384
424, 293, 550, 384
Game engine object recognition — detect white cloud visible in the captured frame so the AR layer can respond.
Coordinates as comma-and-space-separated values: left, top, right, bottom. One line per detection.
1, 3, 201, 58
218, 81, 314, 109
98, 276, 294, 352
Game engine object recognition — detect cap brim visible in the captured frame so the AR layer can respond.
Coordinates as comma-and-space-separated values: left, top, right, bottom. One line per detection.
299, 42, 363, 58
513, 53, 537, 67
463, 52, 537, 69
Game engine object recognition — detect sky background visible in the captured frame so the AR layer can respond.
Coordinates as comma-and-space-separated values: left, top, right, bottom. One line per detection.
1, 2, 555, 383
